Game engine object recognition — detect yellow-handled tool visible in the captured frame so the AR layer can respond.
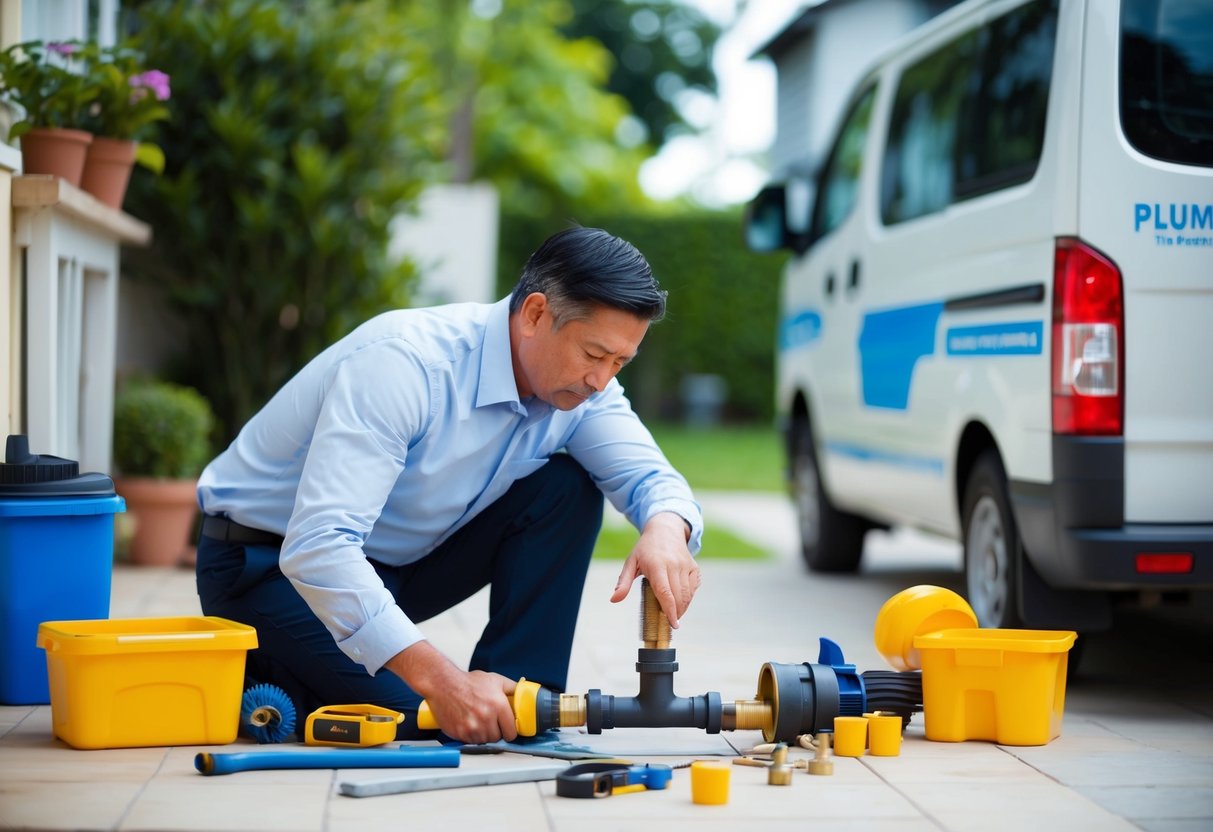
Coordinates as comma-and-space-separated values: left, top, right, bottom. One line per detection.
304, 704, 404, 747
417, 677, 545, 737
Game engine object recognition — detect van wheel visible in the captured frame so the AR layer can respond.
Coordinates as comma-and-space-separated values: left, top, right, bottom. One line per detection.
962, 451, 1023, 628
791, 422, 866, 572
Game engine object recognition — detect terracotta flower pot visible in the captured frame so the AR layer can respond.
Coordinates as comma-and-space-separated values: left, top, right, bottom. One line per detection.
80, 136, 138, 209
19, 127, 94, 186
114, 477, 199, 567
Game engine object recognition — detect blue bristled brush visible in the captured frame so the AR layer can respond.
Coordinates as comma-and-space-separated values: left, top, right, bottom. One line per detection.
239, 683, 297, 744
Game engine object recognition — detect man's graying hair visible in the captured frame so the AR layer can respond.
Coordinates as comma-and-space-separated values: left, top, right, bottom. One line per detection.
509, 226, 667, 328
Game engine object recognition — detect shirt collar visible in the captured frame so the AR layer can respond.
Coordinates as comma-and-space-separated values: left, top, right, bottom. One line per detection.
476, 297, 523, 410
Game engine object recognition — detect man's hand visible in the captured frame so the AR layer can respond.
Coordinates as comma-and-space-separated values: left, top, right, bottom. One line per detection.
385, 640, 518, 743
610, 511, 701, 629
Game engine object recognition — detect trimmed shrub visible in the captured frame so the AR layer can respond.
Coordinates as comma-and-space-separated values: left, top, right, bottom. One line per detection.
113, 380, 215, 479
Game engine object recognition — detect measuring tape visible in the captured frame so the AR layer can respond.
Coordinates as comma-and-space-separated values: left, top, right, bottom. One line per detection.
304, 704, 404, 747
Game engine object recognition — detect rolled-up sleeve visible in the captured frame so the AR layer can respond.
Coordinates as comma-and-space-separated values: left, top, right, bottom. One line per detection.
565, 383, 703, 554
279, 339, 431, 673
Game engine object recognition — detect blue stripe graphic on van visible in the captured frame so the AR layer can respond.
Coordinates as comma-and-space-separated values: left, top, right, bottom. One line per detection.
945, 322, 1043, 355
780, 310, 823, 350
858, 302, 943, 409
824, 440, 944, 476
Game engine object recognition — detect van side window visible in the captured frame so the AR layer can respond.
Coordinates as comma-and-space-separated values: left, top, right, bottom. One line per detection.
955, 0, 1057, 197
880, 34, 973, 224
810, 85, 877, 241
881, 0, 1058, 225
1121, 0, 1213, 167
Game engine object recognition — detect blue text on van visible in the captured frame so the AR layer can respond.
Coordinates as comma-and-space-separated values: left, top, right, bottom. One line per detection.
946, 322, 1043, 356
1134, 202, 1213, 233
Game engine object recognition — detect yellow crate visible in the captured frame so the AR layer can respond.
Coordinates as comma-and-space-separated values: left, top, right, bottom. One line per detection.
36, 616, 258, 750
914, 628, 1076, 746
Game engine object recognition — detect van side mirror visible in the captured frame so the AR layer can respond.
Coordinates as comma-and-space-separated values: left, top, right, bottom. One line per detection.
744, 185, 791, 252
745, 180, 815, 254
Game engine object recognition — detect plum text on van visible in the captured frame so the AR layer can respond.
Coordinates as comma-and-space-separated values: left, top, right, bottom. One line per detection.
1134, 202, 1213, 247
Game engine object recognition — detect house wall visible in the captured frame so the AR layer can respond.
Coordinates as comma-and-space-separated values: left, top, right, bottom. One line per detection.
1, 162, 16, 440
389, 183, 500, 306
769, 0, 947, 180
16, 0, 118, 45
2, 2, 145, 464
2, 0, 19, 440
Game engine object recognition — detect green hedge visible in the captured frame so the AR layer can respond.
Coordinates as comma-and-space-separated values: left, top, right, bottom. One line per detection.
498, 211, 788, 423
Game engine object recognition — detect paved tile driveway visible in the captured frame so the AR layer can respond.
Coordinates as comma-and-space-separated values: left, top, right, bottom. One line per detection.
2, 492, 1210, 830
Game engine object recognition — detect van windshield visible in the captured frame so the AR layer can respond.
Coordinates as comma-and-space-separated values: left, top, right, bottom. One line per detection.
1121, 0, 1213, 167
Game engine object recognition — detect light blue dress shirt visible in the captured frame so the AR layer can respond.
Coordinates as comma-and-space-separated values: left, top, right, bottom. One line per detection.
198, 297, 702, 674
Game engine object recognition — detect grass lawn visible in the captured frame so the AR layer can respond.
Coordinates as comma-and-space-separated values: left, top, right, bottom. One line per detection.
592, 421, 784, 561
647, 422, 784, 492
592, 523, 770, 561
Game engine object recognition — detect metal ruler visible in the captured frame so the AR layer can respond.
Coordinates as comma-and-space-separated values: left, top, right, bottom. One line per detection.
339, 762, 571, 797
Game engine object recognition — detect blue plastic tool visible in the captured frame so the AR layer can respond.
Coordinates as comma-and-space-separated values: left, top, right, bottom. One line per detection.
555, 762, 673, 798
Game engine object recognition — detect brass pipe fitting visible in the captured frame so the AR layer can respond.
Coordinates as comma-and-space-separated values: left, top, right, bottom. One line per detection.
723, 699, 774, 734
808, 732, 834, 776
558, 694, 586, 728
640, 578, 670, 649
767, 743, 794, 786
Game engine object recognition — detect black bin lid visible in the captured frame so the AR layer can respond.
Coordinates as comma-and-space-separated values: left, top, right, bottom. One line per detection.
0, 435, 116, 497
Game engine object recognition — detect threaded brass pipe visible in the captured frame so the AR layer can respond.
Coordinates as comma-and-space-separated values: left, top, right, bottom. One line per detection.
640, 578, 671, 648
558, 694, 586, 728
723, 699, 773, 734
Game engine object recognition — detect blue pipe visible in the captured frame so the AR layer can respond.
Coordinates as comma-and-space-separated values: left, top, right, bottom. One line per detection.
195, 746, 461, 776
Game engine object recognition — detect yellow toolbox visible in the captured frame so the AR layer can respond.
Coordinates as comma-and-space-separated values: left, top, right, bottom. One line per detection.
914, 627, 1076, 746
36, 616, 258, 750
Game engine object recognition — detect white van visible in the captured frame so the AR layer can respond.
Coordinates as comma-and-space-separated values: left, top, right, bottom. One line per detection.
745, 0, 1212, 631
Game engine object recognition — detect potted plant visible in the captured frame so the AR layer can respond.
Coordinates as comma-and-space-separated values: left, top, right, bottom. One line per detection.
79, 44, 170, 208
112, 379, 214, 566
0, 40, 99, 185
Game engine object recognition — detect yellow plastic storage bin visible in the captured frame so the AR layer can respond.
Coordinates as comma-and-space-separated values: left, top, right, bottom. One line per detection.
914, 628, 1076, 746
36, 616, 258, 750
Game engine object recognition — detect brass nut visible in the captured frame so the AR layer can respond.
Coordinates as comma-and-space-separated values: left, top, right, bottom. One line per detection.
768, 765, 794, 785
808, 758, 834, 776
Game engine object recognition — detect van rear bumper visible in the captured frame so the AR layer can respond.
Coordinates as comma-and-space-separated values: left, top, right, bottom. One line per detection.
1011, 436, 1213, 590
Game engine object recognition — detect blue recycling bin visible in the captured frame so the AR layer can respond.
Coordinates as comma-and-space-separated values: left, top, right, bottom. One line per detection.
0, 435, 124, 704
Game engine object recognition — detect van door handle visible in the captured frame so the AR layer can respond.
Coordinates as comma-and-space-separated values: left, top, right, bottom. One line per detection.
824, 272, 836, 298
847, 260, 861, 295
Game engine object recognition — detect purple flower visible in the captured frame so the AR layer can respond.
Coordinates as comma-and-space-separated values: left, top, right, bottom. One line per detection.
130, 69, 171, 101
47, 42, 78, 56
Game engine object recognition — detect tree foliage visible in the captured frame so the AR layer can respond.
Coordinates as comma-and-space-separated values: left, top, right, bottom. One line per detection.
436, 0, 652, 217
118, 0, 715, 440
122, 0, 446, 438
563, 0, 721, 147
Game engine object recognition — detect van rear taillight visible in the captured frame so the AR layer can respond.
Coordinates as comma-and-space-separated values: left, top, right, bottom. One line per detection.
1135, 553, 1193, 574
1052, 239, 1123, 435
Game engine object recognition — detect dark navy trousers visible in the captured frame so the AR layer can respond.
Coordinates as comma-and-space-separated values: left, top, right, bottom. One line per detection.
196, 455, 603, 739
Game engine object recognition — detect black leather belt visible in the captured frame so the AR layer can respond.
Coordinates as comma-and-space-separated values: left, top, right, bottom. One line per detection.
201, 515, 285, 547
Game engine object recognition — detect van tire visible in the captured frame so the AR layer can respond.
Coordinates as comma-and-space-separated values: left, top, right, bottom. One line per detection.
791, 421, 867, 572
962, 451, 1023, 628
